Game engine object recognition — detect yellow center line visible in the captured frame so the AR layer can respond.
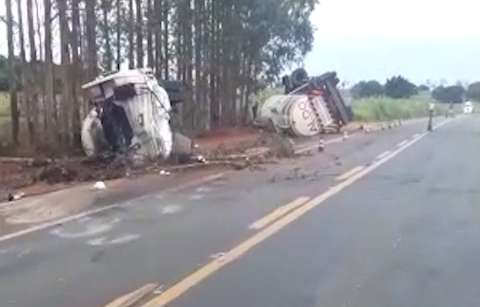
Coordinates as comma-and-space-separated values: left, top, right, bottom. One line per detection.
335, 166, 365, 182
140, 129, 431, 307
248, 197, 310, 230
104, 283, 159, 307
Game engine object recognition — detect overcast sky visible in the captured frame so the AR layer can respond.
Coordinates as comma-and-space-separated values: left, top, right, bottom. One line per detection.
1, 0, 479, 85
305, 0, 480, 85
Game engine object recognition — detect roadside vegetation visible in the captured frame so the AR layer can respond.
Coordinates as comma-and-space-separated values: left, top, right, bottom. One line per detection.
0, 92, 9, 122
352, 96, 435, 121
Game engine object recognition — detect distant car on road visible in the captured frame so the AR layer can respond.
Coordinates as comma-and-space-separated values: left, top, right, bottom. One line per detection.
464, 101, 474, 114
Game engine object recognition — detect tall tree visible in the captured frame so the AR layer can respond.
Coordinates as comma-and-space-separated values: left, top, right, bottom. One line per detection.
16, 0, 27, 63
194, 0, 204, 127
26, 0, 37, 61
153, 0, 163, 77
163, 0, 169, 79
146, 0, 154, 69
57, 0, 72, 146
116, 0, 122, 70
128, 0, 135, 68
135, 0, 144, 67
86, 0, 98, 79
44, 0, 57, 145
6, 0, 19, 144
17, 0, 34, 141
34, 0, 43, 60
101, 0, 114, 71
70, 0, 82, 146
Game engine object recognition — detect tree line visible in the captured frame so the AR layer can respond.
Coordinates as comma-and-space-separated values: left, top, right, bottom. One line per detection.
3, 0, 317, 153
351, 75, 480, 103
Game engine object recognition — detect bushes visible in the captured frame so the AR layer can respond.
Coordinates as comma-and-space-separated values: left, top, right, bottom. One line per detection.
432, 85, 465, 103
352, 97, 442, 122
384, 76, 418, 99
467, 82, 480, 102
351, 80, 384, 99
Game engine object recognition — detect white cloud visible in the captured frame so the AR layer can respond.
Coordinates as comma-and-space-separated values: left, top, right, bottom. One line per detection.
306, 0, 480, 83
312, 0, 480, 43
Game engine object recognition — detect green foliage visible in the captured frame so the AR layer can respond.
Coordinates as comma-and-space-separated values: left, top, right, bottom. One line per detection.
351, 80, 383, 98
384, 76, 418, 99
418, 84, 430, 92
352, 96, 444, 122
241, 0, 317, 83
0, 55, 9, 92
432, 85, 465, 103
0, 92, 10, 127
467, 82, 480, 102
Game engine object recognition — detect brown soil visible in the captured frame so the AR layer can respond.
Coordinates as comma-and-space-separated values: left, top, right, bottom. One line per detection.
195, 127, 262, 154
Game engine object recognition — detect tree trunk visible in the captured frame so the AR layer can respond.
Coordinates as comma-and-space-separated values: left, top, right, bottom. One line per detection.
163, 0, 169, 79
128, 0, 135, 68
26, 0, 38, 141
44, 0, 57, 146
26, 0, 37, 61
154, 0, 162, 78
85, 0, 98, 79
102, 0, 113, 71
70, 0, 82, 147
135, 0, 144, 68
17, 0, 34, 142
16, 0, 27, 63
57, 0, 72, 147
209, 0, 219, 128
34, 0, 43, 60
116, 0, 122, 70
6, 0, 19, 145
146, 0, 154, 69
194, 0, 203, 129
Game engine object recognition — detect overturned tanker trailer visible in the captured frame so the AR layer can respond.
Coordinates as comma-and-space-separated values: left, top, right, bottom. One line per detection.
81, 69, 175, 160
257, 70, 353, 137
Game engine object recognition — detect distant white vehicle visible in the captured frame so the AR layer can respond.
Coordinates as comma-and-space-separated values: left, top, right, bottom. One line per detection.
464, 101, 474, 114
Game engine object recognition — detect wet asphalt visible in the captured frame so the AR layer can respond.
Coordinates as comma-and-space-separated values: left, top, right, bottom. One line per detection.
1, 115, 475, 307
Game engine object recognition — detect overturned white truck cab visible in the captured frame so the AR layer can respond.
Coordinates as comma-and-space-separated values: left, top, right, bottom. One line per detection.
81, 69, 173, 160
257, 70, 353, 137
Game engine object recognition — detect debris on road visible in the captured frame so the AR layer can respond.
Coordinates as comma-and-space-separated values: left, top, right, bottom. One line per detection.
7, 192, 25, 202
92, 181, 107, 190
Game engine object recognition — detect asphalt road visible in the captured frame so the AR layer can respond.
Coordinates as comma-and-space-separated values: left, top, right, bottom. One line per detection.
1, 115, 477, 307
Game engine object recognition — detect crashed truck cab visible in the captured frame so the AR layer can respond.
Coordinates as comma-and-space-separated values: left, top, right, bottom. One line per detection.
81, 69, 173, 160
257, 69, 353, 137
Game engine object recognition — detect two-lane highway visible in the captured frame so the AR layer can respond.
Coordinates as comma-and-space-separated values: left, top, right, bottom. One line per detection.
1, 116, 475, 307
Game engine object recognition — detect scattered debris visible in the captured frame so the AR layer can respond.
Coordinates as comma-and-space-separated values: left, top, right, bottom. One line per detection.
7, 192, 25, 202
37, 163, 79, 184
93, 181, 107, 190
159, 170, 172, 176
210, 252, 227, 261
153, 285, 165, 295
318, 139, 326, 152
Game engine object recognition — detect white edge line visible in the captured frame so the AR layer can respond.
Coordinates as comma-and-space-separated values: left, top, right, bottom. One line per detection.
397, 140, 409, 148
0, 173, 225, 244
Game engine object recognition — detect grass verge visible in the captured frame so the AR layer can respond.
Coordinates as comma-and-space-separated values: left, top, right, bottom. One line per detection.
352, 96, 447, 122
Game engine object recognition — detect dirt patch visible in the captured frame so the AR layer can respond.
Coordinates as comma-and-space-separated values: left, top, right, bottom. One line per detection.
195, 127, 262, 155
